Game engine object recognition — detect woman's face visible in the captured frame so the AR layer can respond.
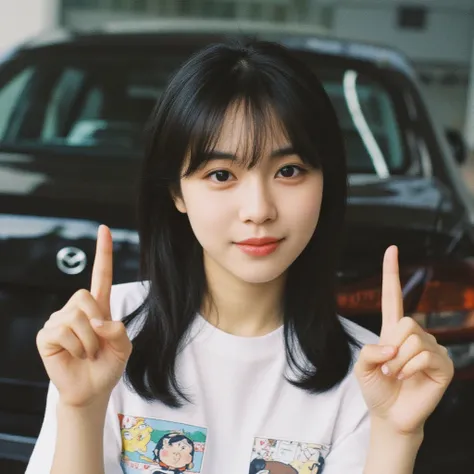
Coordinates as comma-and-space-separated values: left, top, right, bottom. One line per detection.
174, 106, 323, 285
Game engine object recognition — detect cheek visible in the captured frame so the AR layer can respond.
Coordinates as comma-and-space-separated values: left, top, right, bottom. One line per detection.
283, 180, 323, 228
160, 450, 169, 458
182, 187, 233, 241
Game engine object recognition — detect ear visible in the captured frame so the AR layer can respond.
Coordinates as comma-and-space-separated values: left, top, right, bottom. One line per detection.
173, 194, 187, 214
170, 186, 187, 214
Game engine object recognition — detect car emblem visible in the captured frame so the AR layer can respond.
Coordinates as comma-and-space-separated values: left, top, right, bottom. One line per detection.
56, 247, 87, 275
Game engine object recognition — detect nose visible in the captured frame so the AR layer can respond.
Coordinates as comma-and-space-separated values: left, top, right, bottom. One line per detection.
238, 177, 277, 224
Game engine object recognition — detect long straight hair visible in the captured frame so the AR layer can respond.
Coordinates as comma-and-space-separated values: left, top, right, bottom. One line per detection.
123, 39, 360, 407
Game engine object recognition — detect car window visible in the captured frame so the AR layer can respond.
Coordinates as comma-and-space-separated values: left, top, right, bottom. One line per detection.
322, 70, 405, 177
0, 50, 413, 176
0, 66, 34, 138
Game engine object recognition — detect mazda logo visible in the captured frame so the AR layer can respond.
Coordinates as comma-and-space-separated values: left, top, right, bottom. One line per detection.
56, 247, 87, 275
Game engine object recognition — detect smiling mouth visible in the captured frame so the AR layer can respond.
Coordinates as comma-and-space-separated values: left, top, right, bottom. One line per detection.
234, 238, 284, 256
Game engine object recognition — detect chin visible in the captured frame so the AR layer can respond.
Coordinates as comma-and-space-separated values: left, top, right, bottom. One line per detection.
230, 263, 289, 285
203, 248, 299, 285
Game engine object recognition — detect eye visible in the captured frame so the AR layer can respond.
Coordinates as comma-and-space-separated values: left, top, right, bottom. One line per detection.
207, 169, 234, 183
276, 165, 306, 178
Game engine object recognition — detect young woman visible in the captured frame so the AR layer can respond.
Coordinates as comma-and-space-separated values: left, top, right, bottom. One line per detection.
26, 40, 453, 474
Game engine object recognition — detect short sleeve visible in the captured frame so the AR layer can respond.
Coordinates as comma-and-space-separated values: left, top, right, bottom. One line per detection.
24, 381, 124, 474
25, 282, 147, 474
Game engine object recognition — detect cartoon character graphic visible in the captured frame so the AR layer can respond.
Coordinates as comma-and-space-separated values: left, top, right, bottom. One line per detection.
118, 415, 207, 473
291, 454, 325, 474
249, 458, 298, 474
310, 454, 325, 473
121, 416, 153, 454
249, 438, 329, 474
254, 439, 278, 459
152, 432, 195, 473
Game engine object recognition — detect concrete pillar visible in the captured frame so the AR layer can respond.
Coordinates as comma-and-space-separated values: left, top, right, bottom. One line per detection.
0, 0, 60, 51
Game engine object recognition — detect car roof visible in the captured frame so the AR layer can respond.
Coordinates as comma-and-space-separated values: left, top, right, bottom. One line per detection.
18, 19, 416, 78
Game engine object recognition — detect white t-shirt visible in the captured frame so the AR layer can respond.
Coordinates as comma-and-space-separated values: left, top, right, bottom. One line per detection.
26, 281, 379, 474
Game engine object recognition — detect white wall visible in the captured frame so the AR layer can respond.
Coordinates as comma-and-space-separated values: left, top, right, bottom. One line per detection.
0, 0, 60, 51
317, 0, 474, 11
333, 5, 474, 64
65, 10, 152, 29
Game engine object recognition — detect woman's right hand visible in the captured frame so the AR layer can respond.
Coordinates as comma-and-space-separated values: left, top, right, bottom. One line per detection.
36, 225, 132, 408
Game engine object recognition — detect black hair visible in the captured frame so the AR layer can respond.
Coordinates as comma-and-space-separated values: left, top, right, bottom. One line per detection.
249, 458, 267, 474
153, 433, 194, 462
123, 38, 361, 407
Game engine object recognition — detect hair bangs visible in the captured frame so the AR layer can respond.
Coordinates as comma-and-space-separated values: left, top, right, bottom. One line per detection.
178, 57, 324, 177
182, 103, 285, 175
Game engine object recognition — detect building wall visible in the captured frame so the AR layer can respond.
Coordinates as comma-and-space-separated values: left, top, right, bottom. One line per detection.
0, 0, 60, 51
63, 0, 318, 25
63, 1, 474, 66
333, 6, 473, 65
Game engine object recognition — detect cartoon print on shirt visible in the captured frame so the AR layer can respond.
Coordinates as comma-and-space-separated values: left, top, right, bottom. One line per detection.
121, 416, 153, 454
254, 438, 278, 459
249, 438, 330, 474
152, 433, 195, 472
117, 414, 207, 473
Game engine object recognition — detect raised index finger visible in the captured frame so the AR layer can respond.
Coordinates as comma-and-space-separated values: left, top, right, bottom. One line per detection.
380, 245, 403, 344
90, 224, 113, 319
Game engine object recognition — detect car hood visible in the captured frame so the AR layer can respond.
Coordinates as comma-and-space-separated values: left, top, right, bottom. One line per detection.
340, 175, 468, 276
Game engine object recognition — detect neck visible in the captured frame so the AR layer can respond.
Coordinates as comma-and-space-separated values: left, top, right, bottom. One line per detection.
201, 253, 285, 337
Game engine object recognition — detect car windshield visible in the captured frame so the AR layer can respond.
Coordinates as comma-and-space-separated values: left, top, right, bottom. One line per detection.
0, 47, 414, 176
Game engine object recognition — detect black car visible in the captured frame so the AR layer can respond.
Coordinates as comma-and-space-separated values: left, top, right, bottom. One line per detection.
0, 20, 473, 474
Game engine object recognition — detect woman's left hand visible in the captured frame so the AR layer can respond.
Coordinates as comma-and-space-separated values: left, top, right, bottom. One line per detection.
354, 245, 455, 436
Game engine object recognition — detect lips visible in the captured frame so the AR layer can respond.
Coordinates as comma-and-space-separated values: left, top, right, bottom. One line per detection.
236, 237, 281, 246
234, 237, 283, 256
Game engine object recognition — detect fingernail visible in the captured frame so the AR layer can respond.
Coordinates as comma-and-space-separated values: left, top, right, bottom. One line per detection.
91, 319, 104, 327
381, 364, 391, 376
397, 373, 405, 380
382, 346, 395, 356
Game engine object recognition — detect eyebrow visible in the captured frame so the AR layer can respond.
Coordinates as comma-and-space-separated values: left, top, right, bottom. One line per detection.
205, 145, 297, 160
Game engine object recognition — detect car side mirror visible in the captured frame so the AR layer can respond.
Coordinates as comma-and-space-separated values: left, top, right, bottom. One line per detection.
446, 128, 467, 165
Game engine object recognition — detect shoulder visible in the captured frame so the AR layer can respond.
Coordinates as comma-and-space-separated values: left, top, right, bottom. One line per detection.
110, 280, 150, 322
338, 315, 380, 348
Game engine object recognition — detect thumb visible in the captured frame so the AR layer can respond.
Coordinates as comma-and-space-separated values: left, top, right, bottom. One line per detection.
355, 344, 397, 377
90, 319, 132, 360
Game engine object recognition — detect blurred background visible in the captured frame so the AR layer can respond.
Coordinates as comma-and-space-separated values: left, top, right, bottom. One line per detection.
1, 0, 473, 186
1, 2, 474, 474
